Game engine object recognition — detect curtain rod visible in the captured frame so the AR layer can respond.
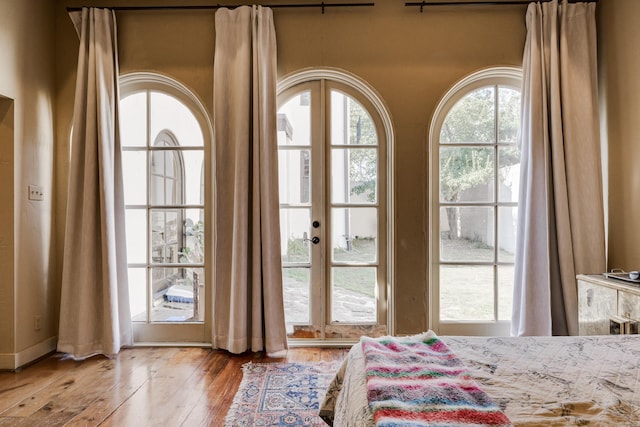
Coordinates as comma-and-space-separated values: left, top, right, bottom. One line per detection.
406, 0, 597, 12
67, 2, 375, 14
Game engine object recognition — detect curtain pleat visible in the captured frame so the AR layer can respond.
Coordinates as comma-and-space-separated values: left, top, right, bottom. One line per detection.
512, 0, 605, 336
213, 6, 288, 354
58, 8, 132, 358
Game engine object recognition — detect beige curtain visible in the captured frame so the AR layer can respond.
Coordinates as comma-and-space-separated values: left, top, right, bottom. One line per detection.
58, 8, 132, 358
213, 6, 288, 354
512, 0, 605, 336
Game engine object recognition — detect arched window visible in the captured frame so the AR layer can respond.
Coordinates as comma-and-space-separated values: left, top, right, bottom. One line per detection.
430, 67, 522, 336
119, 72, 210, 343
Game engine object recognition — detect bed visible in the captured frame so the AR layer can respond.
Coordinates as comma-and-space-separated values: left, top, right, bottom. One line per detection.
319, 332, 640, 426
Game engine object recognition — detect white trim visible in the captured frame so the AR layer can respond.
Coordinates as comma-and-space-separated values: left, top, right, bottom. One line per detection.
0, 336, 57, 370
278, 67, 396, 335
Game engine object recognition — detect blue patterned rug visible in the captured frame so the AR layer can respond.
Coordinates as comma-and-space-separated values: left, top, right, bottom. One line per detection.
224, 361, 340, 427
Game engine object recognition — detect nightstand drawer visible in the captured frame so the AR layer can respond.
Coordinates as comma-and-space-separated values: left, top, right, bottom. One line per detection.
578, 279, 617, 335
619, 290, 640, 320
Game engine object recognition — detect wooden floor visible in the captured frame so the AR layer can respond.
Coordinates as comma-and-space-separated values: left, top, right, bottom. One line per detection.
0, 347, 348, 427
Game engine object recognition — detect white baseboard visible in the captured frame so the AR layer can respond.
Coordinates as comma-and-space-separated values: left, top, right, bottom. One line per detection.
0, 336, 57, 370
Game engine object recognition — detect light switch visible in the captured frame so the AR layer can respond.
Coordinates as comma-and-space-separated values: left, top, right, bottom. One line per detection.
28, 184, 44, 201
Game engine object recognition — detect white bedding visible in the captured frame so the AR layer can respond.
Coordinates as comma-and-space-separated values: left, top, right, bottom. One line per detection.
320, 334, 640, 426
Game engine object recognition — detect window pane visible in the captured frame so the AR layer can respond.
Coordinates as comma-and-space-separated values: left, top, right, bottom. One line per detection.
440, 86, 495, 144
149, 91, 203, 147
440, 207, 494, 262
122, 151, 147, 204
182, 209, 204, 264
150, 209, 204, 265
280, 208, 311, 264
498, 146, 520, 203
120, 92, 147, 147
278, 149, 311, 205
277, 91, 310, 146
149, 150, 203, 206
151, 150, 177, 205
332, 267, 376, 323
283, 267, 310, 324
332, 148, 377, 204
332, 208, 377, 263
129, 267, 147, 321
439, 146, 494, 203
150, 175, 164, 205
498, 206, 517, 263
331, 90, 377, 145
498, 265, 514, 321
150, 267, 204, 322
184, 151, 204, 205
440, 265, 493, 321
125, 209, 147, 264
498, 87, 521, 144
150, 209, 181, 264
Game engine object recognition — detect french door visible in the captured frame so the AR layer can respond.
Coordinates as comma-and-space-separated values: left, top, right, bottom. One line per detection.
277, 77, 388, 341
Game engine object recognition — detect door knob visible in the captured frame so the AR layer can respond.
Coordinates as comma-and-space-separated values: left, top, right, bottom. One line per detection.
311, 236, 320, 244
312, 220, 320, 228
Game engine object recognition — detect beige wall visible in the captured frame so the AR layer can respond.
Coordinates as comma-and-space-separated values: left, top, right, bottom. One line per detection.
599, 0, 640, 272
55, 0, 526, 335
0, 0, 57, 369
8, 0, 634, 367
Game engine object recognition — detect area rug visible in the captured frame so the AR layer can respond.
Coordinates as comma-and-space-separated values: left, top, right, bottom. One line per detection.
224, 361, 340, 427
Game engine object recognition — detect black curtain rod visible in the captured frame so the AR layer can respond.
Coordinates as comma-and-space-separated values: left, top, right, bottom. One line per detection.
406, 0, 597, 12
67, 2, 375, 14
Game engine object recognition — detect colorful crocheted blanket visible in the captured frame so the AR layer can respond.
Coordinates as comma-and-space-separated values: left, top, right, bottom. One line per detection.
361, 332, 513, 427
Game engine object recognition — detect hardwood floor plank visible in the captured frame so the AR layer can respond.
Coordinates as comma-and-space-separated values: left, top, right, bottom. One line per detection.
0, 354, 84, 413
1, 356, 107, 418
285, 347, 322, 362
201, 353, 257, 422
0, 347, 348, 427
320, 348, 349, 362
3, 348, 184, 425
178, 352, 232, 426
100, 348, 213, 427
63, 347, 183, 426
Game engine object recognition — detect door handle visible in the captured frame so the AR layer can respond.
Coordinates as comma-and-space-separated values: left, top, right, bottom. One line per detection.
302, 233, 320, 245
